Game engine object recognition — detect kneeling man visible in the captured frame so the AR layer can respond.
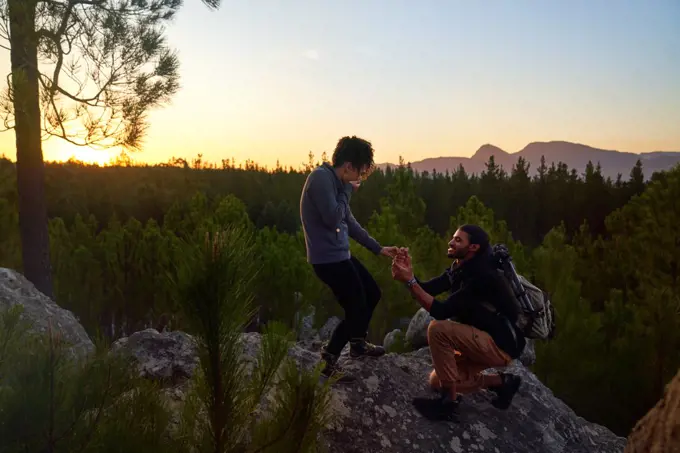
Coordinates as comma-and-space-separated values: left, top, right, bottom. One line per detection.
392, 224, 525, 421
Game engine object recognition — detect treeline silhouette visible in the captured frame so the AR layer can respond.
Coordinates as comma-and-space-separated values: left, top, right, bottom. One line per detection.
0, 152, 677, 438
1, 151, 647, 247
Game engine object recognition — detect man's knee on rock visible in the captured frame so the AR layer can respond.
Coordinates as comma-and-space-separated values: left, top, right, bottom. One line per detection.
427, 319, 451, 343
429, 369, 441, 390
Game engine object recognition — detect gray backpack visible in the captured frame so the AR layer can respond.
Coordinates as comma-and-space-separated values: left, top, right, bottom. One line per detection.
491, 244, 556, 340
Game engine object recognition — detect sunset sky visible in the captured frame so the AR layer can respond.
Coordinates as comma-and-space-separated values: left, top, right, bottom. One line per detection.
0, 0, 679, 168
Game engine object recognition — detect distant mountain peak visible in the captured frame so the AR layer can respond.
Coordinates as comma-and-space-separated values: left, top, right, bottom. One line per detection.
376, 141, 680, 181
472, 144, 508, 161
519, 140, 620, 156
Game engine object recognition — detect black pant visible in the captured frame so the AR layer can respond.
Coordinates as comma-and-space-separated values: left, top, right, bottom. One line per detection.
313, 256, 382, 355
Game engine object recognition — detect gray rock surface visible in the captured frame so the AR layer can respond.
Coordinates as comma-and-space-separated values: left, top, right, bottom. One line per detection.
383, 328, 402, 351
318, 316, 341, 341
122, 328, 626, 453
111, 328, 199, 384
293, 295, 318, 341
0, 267, 94, 357
295, 305, 317, 341
519, 338, 537, 366
405, 307, 435, 349
318, 347, 626, 453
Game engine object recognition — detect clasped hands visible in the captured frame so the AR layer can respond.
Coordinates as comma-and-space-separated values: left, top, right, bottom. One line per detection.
380, 246, 414, 283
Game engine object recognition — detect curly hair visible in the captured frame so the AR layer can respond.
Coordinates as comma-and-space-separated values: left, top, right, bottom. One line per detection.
331, 136, 375, 172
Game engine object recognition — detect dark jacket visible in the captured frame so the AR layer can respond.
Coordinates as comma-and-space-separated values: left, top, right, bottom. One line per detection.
299, 163, 382, 264
417, 250, 526, 359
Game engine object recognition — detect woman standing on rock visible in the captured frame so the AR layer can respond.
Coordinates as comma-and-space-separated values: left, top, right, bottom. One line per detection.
299, 135, 399, 382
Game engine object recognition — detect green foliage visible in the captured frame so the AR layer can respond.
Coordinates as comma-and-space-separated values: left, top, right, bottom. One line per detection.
409, 225, 449, 283
0, 154, 674, 439
0, 159, 20, 270
246, 336, 335, 453
382, 165, 426, 238
0, 305, 32, 372
384, 329, 411, 354
1, 225, 334, 453
532, 167, 680, 435
531, 225, 606, 421
0, 309, 175, 453
350, 205, 411, 340
449, 196, 529, 273
169, 228, 335, 453
253, 227, 317, 330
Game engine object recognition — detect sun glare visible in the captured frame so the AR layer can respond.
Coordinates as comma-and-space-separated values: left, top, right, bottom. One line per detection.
44, 140, 117, 167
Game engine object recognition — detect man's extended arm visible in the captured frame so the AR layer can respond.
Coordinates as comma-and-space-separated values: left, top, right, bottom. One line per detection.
416, 271, 452, 297
405, 279, 475, 320
347, 209, 382, 255
305, 170, 351, 229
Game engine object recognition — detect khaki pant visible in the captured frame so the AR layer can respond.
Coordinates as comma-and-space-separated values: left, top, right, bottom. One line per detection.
427, 320, 511, 395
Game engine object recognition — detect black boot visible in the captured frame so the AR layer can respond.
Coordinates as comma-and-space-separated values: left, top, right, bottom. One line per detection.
412, 391, 462, 422
349, 335, 386, 358
489, 372, 522, 410
320, 347, 356, 383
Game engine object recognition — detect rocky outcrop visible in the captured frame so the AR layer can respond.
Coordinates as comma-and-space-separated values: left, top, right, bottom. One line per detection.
519, 338, 537, 366
323, 348, 624, 453
1, 268, 629, 452
0, 267, 94, 357
318, 316, 341, 341
382, 328, 402, 351
115, 328, 626, 453
625, 367, 680, 453
295, 305, 317, 341
111, 328, 199, 385
405, 307, 434, 349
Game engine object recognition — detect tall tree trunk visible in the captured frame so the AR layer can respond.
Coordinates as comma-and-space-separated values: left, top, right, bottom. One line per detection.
9, 0, 53, 298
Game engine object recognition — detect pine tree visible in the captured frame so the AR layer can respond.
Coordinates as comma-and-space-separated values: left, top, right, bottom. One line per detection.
0, 306, 175, 453
0, 0, 225, 298
530, 225, 606, 425
629, 159, 645, 198
169, 227, 335, 453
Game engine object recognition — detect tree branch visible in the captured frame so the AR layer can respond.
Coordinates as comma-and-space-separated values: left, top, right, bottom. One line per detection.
38, 74, 69, 141
202, 0, 222, 9
5, 0, 181, 151
68, 0, 106, 5
48, 0, 79, 97
40, 71, 112, 106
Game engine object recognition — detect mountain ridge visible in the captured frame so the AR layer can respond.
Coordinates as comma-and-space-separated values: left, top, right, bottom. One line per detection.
377, 141, 680, 180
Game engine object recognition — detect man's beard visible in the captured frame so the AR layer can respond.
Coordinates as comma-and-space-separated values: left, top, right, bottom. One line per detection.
447, 246, 468, 259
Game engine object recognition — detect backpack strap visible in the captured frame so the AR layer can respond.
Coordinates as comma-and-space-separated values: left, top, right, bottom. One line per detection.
480, 300, 520, 351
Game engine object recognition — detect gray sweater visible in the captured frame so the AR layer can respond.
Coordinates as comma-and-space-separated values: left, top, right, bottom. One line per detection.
300, 163, 382, 264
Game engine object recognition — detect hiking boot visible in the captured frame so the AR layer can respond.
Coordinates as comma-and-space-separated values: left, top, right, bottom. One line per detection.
349, 337, 386, 358
489, 372, 522, 410
412, 392, 462, 422
320, 348, 356, 383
